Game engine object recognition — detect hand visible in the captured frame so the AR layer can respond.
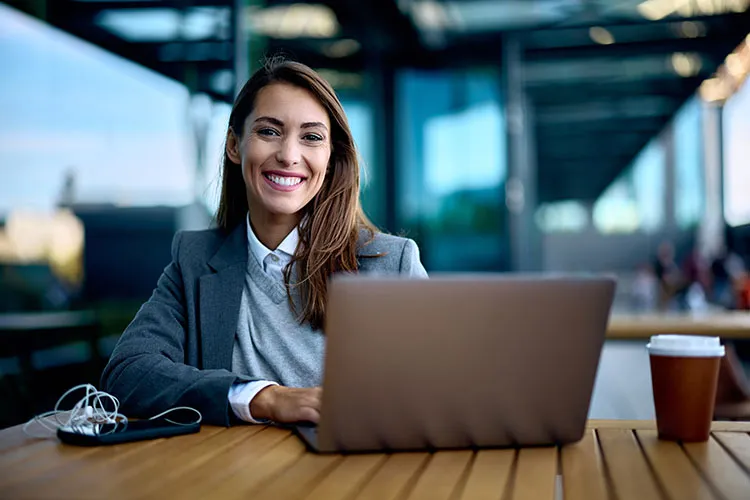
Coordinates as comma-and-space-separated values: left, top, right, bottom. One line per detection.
250, 386, 322, 424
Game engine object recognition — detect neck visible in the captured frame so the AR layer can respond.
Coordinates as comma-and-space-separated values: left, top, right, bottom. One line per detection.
248, 211, 300, 250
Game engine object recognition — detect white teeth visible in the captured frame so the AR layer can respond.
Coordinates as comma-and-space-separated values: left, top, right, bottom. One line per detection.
266, 174, 302, 186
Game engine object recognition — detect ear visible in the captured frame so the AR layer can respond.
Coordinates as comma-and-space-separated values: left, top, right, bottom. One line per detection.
225, 127, 242, 164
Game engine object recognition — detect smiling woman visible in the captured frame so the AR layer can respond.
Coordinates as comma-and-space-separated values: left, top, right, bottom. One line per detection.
101, 58, 428, 427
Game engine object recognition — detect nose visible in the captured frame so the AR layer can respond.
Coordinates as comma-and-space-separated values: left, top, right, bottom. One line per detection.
275, 137, 301, 167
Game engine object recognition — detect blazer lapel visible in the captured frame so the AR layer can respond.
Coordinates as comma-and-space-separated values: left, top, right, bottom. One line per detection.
199, 223, 248, 370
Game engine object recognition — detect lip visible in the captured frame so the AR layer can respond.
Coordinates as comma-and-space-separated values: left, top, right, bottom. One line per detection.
262, 172, 306, 192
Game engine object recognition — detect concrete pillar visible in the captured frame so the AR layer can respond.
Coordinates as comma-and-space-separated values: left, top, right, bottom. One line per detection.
503, 35, 541, 271
697, 102, 725, 258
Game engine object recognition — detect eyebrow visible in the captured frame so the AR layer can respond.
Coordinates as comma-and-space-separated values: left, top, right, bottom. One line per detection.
253, 116, 328, 131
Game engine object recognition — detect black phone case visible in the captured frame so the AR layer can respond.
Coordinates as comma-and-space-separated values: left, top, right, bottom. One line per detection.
57, 421, 201, 446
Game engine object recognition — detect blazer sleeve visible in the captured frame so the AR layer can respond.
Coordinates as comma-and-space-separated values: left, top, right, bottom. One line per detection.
101, 232, 240, 426
399, 239, 429, 278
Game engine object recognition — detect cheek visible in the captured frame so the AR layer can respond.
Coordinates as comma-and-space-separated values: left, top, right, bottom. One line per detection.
312, 151, 331, 178
243, 138, 268, 171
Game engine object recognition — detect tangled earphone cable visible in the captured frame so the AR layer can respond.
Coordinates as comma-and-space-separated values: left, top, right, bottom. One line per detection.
23, 384, 201, 438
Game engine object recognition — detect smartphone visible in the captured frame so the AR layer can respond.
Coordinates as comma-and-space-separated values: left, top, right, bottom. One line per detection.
57, 418, 201, 446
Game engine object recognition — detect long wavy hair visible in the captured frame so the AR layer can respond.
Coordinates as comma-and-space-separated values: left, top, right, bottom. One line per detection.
216, 59, 378, 329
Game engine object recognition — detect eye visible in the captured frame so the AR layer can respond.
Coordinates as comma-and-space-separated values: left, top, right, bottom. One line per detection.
257, 128, 280, 137
303, 133, 324, 142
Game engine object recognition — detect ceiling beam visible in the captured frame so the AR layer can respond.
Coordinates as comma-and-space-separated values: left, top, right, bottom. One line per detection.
528, 76, 704, 105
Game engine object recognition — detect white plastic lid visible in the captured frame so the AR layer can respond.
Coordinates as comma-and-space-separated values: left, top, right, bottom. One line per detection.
646, 334, 725, 357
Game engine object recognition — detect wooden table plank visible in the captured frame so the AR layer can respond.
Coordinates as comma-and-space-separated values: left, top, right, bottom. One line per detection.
122, 426, 265, 498
713, 432, 750, 472
683, 436, 750, 500
0, 429, 56, 454
597, 428, 662, 500
354, 453, 430, 500
0, 438, 60, 469
561, 429, 608, 500
1, 426, 221, 498
510, 447, 557, 500
0, 442, 100, 492
305, 454, 386, 500
406, 450, 473, 500
250, 452, 342, 500
458, 449, 515, 500
635, 430, 717, 500
160, 426, 294, 499
206, 433, 307, 500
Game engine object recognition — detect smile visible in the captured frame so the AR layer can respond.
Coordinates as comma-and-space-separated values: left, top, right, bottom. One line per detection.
263, 173, 305, 191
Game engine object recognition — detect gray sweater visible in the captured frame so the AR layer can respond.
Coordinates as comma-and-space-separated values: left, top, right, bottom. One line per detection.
230, 247, 326, 388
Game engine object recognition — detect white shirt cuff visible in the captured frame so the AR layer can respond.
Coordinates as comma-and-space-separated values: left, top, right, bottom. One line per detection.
228, 381, 279, 423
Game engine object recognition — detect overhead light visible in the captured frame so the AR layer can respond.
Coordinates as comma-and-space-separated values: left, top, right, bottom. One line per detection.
725, 53, 744, 77
321, 39, 360, 58
700, 78, 729, 102
637, 0, 748, 21
731, 0, 750, 11
637, 0, 682, 21
678, 21, 704, 38
589, 26, 614, 45
410, 0, 452, 31
247, 4, 339, 39
671, 52, 702, 77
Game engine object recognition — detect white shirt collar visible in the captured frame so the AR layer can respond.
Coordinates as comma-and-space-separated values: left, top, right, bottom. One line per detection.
246, 214, 299, 267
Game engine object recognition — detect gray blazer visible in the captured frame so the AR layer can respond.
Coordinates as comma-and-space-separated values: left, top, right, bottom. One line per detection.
101, 222, 426, 425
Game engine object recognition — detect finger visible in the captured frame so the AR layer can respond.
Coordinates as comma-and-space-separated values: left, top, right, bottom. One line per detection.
302, 394, 322, 410
297, 407, 320, 424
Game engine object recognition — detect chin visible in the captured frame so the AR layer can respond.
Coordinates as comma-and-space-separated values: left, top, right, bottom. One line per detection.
262, 199, 306, 216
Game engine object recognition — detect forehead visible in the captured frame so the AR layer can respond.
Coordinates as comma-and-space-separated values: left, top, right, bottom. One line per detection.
251, 82, 330, 126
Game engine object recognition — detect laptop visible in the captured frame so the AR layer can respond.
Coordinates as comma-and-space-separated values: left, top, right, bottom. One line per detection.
296, 274, 616, 453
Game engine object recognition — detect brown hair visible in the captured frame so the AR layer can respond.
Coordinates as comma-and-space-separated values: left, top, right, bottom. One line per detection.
216, 58, 377, 329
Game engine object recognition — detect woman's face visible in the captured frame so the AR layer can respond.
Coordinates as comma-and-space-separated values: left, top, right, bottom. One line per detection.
227, 82, 332, 221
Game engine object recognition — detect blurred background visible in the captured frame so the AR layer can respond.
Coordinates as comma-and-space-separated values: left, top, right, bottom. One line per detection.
1, 0, 749, 428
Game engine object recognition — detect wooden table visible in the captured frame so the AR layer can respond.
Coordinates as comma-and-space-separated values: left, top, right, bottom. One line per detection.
608, 311, 750, 340
2, 420, 750, 499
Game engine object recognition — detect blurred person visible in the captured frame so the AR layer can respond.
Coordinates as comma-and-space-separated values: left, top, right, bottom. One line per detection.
681, 247, 710, 312
710, 248, 747, 310
631, 263, 658, 312
682, 247, 711, 295
735, 269, 750, 310
101, 59, 427, 426
653, 240, 685, 311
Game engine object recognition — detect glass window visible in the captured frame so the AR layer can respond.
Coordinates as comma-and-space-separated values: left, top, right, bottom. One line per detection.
340, 99, 380, 225
674, 96, 705, 229
592, 176, 639, 234
0, 4, 196, 218
723, 74, 750, 227
593, 136, 665, 234
396, 69, 508, 271
535, 201, 588, 233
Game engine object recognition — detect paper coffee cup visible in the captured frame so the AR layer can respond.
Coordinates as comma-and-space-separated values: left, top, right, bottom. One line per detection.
647, 335, 725, 442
